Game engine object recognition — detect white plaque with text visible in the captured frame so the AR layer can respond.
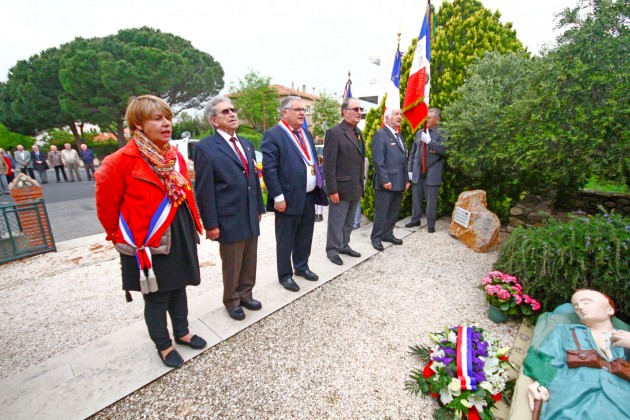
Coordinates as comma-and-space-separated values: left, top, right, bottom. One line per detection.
453, 206, 471, 228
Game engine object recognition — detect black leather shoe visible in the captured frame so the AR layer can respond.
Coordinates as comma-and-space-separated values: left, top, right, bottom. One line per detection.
279, 277, 300, 292
294, 269, 319, 281
227, 306, 246, 320
241, 299, 262, 311
405, 221, 420, 228
428, 227, 436, 233
175, 334, 207, 350
327, 254, 343, 265
382, 236, 403, 245
372, 240, 384, 251
158, 349, 184, 368
339, 248, 361, 257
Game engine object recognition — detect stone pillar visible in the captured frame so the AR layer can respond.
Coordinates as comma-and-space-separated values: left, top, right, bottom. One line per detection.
8, 173, 54, 248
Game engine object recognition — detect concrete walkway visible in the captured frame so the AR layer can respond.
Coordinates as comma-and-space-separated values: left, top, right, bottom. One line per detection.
0, 219, 420, 419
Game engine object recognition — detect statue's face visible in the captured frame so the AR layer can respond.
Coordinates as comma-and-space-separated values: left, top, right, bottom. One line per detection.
571, 290, 614, 325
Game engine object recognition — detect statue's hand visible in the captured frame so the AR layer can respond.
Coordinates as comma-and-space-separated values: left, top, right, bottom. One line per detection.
528, 381, 550, 411
611, 330, 630, 349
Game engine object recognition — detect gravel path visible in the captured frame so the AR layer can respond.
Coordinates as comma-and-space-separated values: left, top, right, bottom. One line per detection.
109, 219, 515, 417
1, 212, 518, 417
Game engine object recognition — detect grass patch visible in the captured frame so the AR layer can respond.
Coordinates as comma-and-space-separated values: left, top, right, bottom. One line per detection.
583, 177, 630, 193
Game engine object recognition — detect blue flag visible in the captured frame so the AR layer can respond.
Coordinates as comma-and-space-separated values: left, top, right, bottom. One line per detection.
343, 78, 352, 99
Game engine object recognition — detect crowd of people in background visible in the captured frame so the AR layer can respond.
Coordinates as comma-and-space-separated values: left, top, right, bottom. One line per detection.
0, 142, 97, 190
92, 94, 447, 369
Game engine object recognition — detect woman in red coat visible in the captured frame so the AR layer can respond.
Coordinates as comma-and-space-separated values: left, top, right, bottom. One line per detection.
95, 95, 206, 368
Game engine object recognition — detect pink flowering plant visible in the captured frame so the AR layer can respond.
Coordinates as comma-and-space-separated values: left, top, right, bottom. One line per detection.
481, 271, 541, 320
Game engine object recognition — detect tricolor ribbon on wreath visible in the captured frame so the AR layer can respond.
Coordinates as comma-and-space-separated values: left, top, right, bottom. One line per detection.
456, 326, 478, 391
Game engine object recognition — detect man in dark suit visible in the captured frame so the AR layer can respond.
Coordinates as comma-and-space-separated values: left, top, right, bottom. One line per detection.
323, 98, 366, 265
194, 96, 266, 321
30, 145, 48, 184
261, 97, 327, 292
406, 108, 447, 233
370, 108, 409, 250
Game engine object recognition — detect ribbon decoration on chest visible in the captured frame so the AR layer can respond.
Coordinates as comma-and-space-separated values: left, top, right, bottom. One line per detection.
118, 158, 181, 294
279, 121, 324, 188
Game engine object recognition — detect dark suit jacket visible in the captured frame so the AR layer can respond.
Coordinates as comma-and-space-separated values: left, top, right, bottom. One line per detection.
261, 124, 328, 215
408, 126, 447, 186
193, 132, 265, 245
371, 126, 409, 191
323, 120, 365, 200
30, 151, 48, 170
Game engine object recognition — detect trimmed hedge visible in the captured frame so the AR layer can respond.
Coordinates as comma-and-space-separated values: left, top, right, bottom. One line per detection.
494, 212, 630, 322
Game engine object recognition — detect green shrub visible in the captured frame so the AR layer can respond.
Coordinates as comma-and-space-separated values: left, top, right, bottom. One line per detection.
494, 212, 630, 322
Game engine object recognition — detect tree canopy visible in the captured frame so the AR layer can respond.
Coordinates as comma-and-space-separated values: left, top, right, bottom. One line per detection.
311, 92, 340, 138
431, 0, 525, 111
0, 27, 224, 148
229, 70, 279, 132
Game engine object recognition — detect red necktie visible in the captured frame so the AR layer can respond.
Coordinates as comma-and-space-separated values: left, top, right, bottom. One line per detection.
230, 137, 249, 177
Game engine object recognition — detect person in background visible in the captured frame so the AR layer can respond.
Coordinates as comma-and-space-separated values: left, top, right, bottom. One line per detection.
47, 145, 68, 183
262, 96, 327, 292
61, 143, 82, 182
323, 97, 365, 265
1, 148, 15, 185
95, 95, 206, 369
406, 108, 447, 233
0, 149, 10, 193
14, 145, 35, 179
31, 145, 48, 184
194, 96, 265, 321
79, 144, 96, 181
370, 107, 409, 251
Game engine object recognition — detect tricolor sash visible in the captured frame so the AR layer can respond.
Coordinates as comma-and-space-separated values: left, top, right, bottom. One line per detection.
118, 158, 181, 293
456, 326, 477, 391
278, 122, 323, 188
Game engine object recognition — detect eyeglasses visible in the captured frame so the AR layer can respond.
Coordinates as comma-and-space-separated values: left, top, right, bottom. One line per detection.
284, 107, 306, 113
346, 107, 364, 113
219, 107, 237, 115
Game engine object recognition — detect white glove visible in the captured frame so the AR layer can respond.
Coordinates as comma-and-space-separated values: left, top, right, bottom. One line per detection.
408, 172, 413, 180
421, 131, 431, 144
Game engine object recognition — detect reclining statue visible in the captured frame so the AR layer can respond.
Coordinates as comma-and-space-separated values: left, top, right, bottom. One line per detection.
524, 289, 630, 419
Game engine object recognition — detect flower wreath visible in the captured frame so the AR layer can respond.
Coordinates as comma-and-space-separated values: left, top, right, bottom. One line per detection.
406, 325, 514, 419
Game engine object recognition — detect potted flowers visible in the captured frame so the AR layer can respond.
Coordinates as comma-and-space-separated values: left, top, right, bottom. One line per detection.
481, 271, 541, 323
406, 325, 514, 419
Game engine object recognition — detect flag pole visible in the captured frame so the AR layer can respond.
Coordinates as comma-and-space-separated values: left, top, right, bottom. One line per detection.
424, 0, 431, 134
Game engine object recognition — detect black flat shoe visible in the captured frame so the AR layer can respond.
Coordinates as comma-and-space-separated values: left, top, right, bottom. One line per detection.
158, 349, 184, 368
294, 269, 319, 281
382, 236, 403, 245
175, 334, 207, 350
279, 277, 300, 292
339, 248, 361, 257
428, 227, 436, 233
372, 240, 384, 251
227, 306, 246, 320
405, 221, 420, 228
327, 254, 343, 265
241, 299, 262, 311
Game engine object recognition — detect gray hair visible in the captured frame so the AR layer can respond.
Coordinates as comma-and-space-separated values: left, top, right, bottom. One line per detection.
428, 108, 441, 118
280, 96, 301, 110
384, 107, 401, 119
204, 95, 233, 121
341, 97, 354, 116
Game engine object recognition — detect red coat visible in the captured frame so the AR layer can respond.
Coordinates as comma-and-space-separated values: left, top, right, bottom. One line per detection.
95, 139, 202, 249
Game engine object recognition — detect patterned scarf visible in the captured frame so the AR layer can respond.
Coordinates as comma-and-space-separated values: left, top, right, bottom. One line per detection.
133, 130, 190, 206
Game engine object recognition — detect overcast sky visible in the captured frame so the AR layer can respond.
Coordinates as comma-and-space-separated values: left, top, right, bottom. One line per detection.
2, 0, 578, 97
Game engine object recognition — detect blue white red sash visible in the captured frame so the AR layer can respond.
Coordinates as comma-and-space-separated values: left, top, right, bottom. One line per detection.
456, 326, 477, 391
278, 121, 323, 188
118, 158, 181, 290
